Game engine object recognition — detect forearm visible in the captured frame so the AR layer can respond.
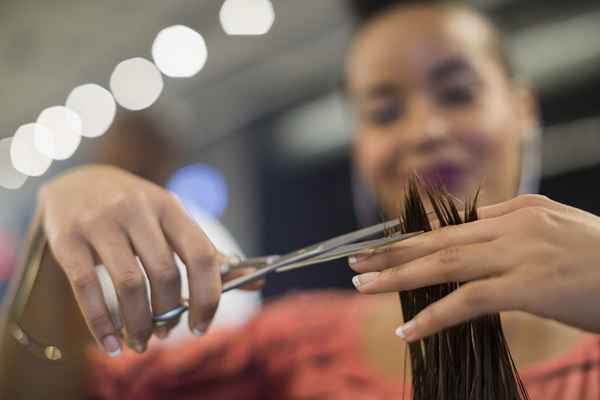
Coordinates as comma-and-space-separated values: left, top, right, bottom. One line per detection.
0, 219, 92, 399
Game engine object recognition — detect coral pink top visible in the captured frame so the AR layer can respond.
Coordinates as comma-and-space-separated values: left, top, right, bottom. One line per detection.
87, 292, 600, 400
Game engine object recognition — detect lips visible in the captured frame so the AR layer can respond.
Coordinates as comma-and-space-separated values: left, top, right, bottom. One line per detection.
419, 162, 467, 193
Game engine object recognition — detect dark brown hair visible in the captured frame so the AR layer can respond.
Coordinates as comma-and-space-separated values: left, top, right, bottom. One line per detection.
393, 178, 528, 399
347, 0, 515, 78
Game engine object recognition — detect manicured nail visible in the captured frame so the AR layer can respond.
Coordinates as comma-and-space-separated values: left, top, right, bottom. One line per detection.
348, 252, 372, 266
352, 272, 380, 287
102, 335, 122, 357
395, 320, 416, 341
193, 322, 208, 337
128, 339, 147, 353
155, 326, 170, 340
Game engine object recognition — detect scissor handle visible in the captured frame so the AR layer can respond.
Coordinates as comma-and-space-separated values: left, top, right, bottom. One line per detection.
153, 254, 280, 326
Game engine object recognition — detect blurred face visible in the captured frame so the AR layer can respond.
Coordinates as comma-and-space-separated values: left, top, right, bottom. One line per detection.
348, 6, 537, 214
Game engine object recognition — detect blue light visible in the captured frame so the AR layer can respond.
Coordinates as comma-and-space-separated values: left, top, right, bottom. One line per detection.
166, 164, 229, 218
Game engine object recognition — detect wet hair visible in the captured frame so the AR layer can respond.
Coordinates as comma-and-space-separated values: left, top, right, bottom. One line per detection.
347, 0, 516, 78
390, 178, 528, 399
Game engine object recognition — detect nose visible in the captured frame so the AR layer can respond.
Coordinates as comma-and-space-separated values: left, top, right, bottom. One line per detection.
403, 95, 450, 154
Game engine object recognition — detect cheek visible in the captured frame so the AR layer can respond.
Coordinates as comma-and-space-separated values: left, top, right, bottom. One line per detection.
451, 99, 523, 199
354, 133, 391, 182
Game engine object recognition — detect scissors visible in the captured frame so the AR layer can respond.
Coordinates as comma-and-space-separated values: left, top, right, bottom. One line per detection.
154, 219, 422, 325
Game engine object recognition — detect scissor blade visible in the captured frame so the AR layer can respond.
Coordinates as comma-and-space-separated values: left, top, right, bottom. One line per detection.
222, 219, 402, 292
275, 231, 423, 273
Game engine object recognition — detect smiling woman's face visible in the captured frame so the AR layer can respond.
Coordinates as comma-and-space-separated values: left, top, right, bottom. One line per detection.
347, 5, 537, 214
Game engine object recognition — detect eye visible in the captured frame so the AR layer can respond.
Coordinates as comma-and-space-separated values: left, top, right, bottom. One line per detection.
368, 102, 403, 126
438, 85, 476, 107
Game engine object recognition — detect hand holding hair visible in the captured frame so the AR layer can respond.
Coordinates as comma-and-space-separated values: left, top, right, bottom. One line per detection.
350, 194, 600, 342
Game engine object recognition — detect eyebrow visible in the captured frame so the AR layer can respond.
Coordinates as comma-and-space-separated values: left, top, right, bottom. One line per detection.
428, 57, 474, 83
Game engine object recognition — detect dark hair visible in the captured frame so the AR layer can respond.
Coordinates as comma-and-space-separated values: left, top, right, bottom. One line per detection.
346, 0, 515, 78
392, 178, 528, 399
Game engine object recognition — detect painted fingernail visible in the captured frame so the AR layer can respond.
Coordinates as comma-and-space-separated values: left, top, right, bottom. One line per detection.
193, 322, 209, 337
102, 335, 122, 357
155, 326, 170, 340
128, 339, 147, 353
348, 252, 372, 266
352, 272, 380, 288
395, 320, 416, 341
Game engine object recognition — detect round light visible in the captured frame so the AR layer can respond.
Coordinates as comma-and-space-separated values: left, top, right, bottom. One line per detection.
34, 106, 82, 160
220, 0, 275, 35
66, 84, 117, 138
0, 138, 27, 189
10, 124, 53, 177
152, 25, 208, 78
166, 164, 229, 218
110, 58, 164, 111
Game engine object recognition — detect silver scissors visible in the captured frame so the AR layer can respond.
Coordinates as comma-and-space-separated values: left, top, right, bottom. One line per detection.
153, 219, 422, 325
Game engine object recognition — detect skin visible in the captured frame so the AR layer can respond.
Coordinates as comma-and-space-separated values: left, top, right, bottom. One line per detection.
348, 5, 535, 212
347, 4, 600, 345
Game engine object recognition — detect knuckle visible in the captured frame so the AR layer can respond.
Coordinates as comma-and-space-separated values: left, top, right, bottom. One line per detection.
155, 262, 180, 290
188, 250, 218, 271
437, 246, 462, 267
71, 270, 98, 293
109, 192, 148, 221
462, 284, 490, 312
49, 230, 80, 259
116, 269, 146, 296
87, 310, 113, 334
516, 194, 550, 208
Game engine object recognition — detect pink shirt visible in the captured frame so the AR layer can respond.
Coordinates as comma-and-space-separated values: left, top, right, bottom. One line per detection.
88, 292, 600, 400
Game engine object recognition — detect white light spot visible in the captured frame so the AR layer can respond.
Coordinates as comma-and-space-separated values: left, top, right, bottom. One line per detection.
66, 84, 117, 138
0, 138, 27, 190
34, 106, 82, 160
152, 25, 208, 78
10, 124, 53, 177
110, 58, 164, 111
220, 0, 275, 35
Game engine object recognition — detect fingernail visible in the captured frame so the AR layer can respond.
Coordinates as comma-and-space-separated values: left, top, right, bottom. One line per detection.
102, 335, 122, 357
348, 252, 372, 266
352, 272, 380, 288
395, 320, 416, 341
128, 339, 147, 353
155, 326, 170, 340
193, 321, 209, 337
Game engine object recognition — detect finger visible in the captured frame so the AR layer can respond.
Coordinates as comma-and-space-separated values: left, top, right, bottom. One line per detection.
477, 194, 559, 219
395, 278, 516, 342
124, 207, 181, 338
50, 237, 122, 357
160, 197, 221, 336
350, 217, 501, 273
222, 267, 264, 291
353, 241, 505, 294
86, 225, 153, 352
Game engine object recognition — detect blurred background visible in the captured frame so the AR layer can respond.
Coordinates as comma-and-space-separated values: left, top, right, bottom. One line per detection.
1, 0, 600, 299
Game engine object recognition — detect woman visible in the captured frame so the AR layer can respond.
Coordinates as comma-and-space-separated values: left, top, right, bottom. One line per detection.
2, 2, 600, 399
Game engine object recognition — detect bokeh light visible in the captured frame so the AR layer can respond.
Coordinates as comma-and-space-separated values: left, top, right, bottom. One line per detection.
10, 124, 53, 177
110, 57, 164, 111
34, 106, 82, 160
0, 138, 27, 190
66, 84, 117, 138
152, 25, 208, 78
220, 0, 275, 35
166, 164, 229, 218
